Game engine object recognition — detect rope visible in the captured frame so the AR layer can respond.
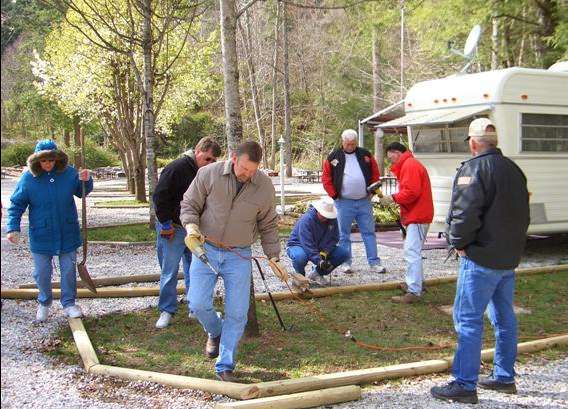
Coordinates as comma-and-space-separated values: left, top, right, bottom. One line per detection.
204, 236, 454, 352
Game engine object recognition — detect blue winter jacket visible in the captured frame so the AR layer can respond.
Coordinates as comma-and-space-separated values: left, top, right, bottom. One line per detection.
6, 149, 93, 256
287, 206, 339, 265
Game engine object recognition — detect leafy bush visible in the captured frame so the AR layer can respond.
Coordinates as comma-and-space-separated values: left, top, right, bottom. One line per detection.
161, 111, 225, 158
157, 157, 175, 168
1, 142, 36, 166
0, 141, 118, 168
83, 142, 119, 168
290, 198, 398, 224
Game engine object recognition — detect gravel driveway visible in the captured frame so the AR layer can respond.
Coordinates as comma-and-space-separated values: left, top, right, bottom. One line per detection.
1, 177, 567, 408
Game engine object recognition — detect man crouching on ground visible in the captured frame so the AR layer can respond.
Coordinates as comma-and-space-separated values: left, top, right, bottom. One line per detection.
179, 140, 287, 382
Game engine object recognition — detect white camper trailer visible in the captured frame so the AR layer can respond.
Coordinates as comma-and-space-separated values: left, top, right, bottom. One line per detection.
375, 66, 568, 235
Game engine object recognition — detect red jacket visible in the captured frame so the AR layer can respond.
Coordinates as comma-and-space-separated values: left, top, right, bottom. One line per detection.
390, 151, 433, 226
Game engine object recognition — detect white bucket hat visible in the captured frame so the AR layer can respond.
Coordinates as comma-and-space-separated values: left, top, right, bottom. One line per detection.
312, 196, 337, 219
467, 118, 497, 139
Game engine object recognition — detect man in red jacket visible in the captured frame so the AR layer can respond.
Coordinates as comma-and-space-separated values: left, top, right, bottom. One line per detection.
379, 142, 433, 303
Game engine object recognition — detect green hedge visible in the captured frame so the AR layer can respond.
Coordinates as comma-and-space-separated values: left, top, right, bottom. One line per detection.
1, 141, 118, 168
0, 142, 36, 166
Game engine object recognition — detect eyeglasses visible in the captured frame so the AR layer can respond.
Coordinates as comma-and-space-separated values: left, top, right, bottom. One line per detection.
40, 159, 56, 163
464, 136, 471, 142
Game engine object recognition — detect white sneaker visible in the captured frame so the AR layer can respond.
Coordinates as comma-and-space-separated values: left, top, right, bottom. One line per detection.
371, 264, 387, 274
156, 311, 172, 329
307, 269, 328, 286
64, 305, 83, 318
337, 264, 356, 275
36, 305, 50, 322
188, 311, 197, 321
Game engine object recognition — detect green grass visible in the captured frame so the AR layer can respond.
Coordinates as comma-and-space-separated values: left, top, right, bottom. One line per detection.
94, 199, 149, 207
89, 223, 292, 242
88, 224, 155, 242
46, 271, 568, 383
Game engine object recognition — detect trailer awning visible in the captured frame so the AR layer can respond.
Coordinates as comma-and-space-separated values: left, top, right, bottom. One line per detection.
377, 105, 491, 128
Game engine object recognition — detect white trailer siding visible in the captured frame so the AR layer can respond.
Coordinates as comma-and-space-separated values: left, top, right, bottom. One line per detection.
384, 68, 568, 235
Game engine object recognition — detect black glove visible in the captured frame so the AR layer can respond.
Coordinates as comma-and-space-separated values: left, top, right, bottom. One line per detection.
318, 259, 334, 274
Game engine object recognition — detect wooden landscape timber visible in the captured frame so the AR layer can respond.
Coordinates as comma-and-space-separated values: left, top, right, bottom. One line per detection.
19, 272, 182, 289
4, 264, 566, 301
68, 318, 99, 370
239, 334, 568, 399
214, 385, 361, 409
67, 316, 567, 402
89, 365, 250, 399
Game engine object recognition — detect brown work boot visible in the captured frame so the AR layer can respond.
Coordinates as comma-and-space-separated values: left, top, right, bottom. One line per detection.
216, 370, 238, 382
391, 292, 422, 304
399, 282, 427, 294
205, 335, 221, 359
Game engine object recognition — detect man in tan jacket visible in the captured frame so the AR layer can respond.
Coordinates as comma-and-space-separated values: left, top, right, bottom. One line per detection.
180, 140, 285, 382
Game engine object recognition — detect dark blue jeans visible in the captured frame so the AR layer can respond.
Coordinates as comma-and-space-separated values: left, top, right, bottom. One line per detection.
452, 256, 517, 390
286, 245, 350, 276
156, 222, 191, 314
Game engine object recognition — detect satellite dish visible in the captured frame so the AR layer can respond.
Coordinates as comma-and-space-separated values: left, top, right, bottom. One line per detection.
463, 25, 481, 59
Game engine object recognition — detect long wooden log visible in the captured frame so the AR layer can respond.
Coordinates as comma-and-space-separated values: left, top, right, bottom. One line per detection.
89, 364, 251, 400
19, 273, 182, 289
241, 334, 568, 399
214, 385, 361, 409
3, 264, 567, 300
68, 318, 99, 370
256, 264, 568, 302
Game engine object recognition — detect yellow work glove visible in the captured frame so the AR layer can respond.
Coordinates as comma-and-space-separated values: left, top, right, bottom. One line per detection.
378, 195, 395, 206
290, 272, 311, 293
269, 257, 289, 283
184, 223, 205, 255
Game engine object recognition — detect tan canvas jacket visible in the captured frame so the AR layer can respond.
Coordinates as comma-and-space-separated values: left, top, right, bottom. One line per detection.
180, 160, 280, 259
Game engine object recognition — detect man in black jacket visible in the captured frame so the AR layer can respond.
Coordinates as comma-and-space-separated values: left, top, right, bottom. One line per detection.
431, 118, 530, 404
154, 137, 221, 329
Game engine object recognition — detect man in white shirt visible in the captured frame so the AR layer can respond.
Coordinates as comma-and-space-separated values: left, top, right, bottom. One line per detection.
321, 129, 386, 274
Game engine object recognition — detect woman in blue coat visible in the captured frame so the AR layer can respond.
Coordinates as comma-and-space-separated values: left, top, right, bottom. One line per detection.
6, 139, 93, 322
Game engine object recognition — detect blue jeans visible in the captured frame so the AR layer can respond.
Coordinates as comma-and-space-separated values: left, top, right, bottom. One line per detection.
286, 245, 350, 276
32, 251, 77, 308
452, 256, 517, 390
189, 242, 252, 374
334, 198, 379, 266
156, 222, 191, 314
404, 224, 429, 295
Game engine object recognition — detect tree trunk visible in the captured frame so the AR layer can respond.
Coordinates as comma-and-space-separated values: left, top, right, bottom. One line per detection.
63, 129, 71, 147
282, 3, 292, 177
269, 1, 281, 170
245, 279, 260, 337
241, 9, 268, 168
142, 0, 157, 225
491, 2, 499, 70
371, 25, 384, 174
73, 118, 82, 168
534, 0, 557, 68
220, 0, 243, 154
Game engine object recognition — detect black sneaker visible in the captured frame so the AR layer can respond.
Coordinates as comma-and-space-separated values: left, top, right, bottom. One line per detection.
478, 374, 517, 394
431, 381, 479, 404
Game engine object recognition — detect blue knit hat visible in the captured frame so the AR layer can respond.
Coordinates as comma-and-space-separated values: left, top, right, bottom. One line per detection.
34, 139, 58, 153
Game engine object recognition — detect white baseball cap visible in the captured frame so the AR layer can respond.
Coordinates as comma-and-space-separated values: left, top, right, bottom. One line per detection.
466, 118, 497, 141
312, 196, 337, 219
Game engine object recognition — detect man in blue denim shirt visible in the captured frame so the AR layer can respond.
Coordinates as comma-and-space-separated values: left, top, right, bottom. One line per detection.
431, 118, 530, 404
286, 197, 349, 286
153, 137, 221, 329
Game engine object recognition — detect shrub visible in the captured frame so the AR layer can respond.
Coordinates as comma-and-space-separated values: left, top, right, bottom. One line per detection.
0, 141, 118, 168
0, 142, 36, 166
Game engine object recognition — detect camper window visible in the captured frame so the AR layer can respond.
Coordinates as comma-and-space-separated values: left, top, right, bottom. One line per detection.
521, 113, 568, 152
412, 120, 470, 153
